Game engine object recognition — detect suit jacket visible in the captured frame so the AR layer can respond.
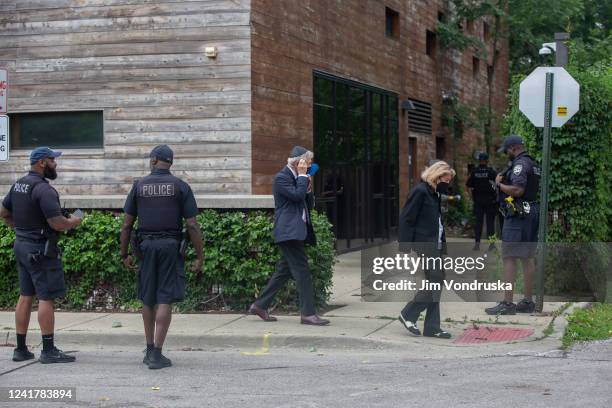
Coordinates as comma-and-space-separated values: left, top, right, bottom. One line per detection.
399, 181, 445, 253
272, 166, 316, 244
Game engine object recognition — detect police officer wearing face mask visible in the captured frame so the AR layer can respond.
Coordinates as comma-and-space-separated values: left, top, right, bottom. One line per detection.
485, 135, 540, 315
120, 145, 204, 369
0, 147, 82, 364
466, 152, 498, 251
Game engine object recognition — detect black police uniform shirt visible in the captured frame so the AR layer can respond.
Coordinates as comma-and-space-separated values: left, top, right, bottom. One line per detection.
466, 165, 497, 205
123, 168, 198, 232
507, 152, 540, 202
2, 171, 62, 239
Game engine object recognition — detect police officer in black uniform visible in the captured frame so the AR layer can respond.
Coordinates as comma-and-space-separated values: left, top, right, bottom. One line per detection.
466, 152, 498, 251
0, 147, 82, 363
120, 145, 204, 369
485, 135, 540, 315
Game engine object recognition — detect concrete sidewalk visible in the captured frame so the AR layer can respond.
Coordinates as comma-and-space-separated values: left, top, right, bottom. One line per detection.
0, 249, 575, 358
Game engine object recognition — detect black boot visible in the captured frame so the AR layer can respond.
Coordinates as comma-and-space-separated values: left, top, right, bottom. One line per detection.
148, 348, 172, 370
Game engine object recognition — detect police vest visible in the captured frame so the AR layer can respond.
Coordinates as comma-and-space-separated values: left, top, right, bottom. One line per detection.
515, 153, 541, 202
470, 166, 496, 204
134, 175, 183, 232
9, 174, 51, 231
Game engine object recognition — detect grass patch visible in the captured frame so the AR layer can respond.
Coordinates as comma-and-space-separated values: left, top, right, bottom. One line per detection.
562, 303, 612, 348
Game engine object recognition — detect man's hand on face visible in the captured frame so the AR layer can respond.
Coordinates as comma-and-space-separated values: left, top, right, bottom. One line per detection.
297, 159, 308, 176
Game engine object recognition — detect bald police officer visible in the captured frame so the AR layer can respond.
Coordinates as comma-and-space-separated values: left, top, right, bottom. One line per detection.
485, 135, 540, 315
0, 147, 81, 363
120, 145, 204, 369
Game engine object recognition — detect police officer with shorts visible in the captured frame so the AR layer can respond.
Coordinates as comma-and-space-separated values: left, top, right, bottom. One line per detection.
485, 135, 540, 315
466, 152, 498, 251
120, 145, 204, 369
0, 147, 82, 363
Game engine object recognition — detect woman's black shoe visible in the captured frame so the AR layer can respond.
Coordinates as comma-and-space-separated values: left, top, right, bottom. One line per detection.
399, 314, 421, 336
423, 330, 452, 339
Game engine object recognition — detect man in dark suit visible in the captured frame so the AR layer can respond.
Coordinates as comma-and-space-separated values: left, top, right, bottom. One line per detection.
249, 146, 330, 326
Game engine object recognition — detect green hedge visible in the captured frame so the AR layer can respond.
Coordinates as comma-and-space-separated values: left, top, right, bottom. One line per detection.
0, 210, 337, 311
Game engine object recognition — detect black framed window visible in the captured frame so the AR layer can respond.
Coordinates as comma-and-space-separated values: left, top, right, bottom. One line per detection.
313, 71, 399, 252
9, 111, 103, 149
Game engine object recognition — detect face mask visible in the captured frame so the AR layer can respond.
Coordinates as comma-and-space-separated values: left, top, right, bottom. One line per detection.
436, 182, 449, 194
43, 164, 57, 180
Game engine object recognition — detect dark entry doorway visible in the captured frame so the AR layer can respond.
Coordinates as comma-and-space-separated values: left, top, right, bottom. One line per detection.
313, 71, 399, 252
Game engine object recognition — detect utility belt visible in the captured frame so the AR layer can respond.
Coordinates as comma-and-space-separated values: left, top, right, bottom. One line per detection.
15, 228, 62, 262
500, 197, 537, 219
130, 230, 190, 260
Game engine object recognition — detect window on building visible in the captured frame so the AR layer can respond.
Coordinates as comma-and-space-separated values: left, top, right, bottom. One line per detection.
487, 64, 494, 81
436, 137, 446, 160
9, 111, 103, 149
483, 21, 490, 41
426, 30, 437, 57
437, 11, 446, 22
385, 7, 400, 38
472, 57, 480, 78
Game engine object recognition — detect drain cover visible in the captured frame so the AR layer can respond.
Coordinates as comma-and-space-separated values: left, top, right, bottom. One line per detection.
454, 327, 534, 344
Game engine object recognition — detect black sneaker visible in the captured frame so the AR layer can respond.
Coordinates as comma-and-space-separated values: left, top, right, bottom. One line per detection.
399, 314, 421, 336
148, 350, 172, 370
143, 348, 151, 365
516, 298, 536, 313
13, 348, 35, 362
485, 301, 517, 315
473, 242, 480, 251
39, 348, 76, 364
487, 243, 497, 252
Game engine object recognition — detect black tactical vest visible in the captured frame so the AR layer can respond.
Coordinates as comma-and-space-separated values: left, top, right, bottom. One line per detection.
9, 173, 51, 231
471, 166, 496, 204
135, 173, 183, 232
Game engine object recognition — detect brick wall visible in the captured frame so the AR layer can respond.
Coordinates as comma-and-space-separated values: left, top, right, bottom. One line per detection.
251, 0, 509, 199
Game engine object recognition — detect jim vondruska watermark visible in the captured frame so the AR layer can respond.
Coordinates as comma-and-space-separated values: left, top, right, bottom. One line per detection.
371, 278, 512, 292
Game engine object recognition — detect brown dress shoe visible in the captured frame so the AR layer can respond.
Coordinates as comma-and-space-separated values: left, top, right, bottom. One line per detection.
300, 315, 330, 326
249, 303, 277, 322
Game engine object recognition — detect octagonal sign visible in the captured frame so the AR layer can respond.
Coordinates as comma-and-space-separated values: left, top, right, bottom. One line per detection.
519, 67, 580, 128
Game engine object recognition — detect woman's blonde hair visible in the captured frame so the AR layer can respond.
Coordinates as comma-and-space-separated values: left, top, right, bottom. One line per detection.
421, 160, 456, 187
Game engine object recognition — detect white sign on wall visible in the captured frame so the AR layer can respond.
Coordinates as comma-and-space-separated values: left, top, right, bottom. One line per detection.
0, 115, 8, 161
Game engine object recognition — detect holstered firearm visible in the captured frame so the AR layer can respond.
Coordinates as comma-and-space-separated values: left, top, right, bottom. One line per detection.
43, 230, 61, 259
179, 228, 190, 257
501, 196, 527, 218
130, 230, 143, 260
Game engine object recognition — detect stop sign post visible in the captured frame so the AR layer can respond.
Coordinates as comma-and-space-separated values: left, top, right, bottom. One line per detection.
519, 66, 580, 312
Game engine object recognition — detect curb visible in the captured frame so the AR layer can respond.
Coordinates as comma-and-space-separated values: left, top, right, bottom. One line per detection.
1, 330, 403, 353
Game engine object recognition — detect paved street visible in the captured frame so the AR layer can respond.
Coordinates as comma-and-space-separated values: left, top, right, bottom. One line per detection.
1, 341, 610, 408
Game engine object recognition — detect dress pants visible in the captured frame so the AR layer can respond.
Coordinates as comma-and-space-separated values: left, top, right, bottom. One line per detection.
401, 252, 445, 335
254, 240, 316, 316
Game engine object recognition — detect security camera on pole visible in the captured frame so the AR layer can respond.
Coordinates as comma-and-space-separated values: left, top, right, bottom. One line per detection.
518, 33, 579, 312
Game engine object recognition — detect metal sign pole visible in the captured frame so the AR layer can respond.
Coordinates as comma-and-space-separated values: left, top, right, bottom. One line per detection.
536, 72, 554, 313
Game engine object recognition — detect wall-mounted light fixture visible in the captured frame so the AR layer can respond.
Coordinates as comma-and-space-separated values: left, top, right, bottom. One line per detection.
205, 46, 218, 58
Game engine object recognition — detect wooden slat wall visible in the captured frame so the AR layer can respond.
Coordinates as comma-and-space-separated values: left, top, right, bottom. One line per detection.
0, 0, 252, 198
